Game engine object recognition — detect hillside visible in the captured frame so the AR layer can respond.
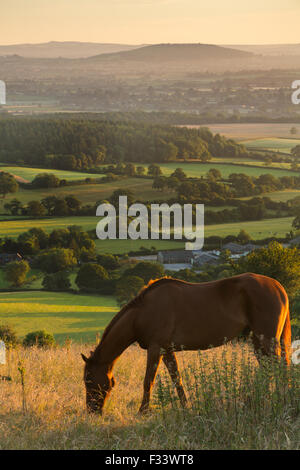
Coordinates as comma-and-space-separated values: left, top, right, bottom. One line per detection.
90, 43, 253, 62
226, 43, 300, 56
0, 41, 143, 59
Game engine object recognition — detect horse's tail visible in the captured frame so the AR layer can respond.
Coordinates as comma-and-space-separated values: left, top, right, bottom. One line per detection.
280, 305, 291, 365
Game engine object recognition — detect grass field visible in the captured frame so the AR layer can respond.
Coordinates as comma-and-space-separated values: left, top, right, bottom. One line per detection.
0, 166, 102, 183
0, 290, 118, 343
1, 163, 299, 216
136, 162, 300, 179
242, 189, 300, 203
0, 177, 171, 210
0, 341, 298, 449
190, 123, 300, 141
241, 138, 300, 154
0, 215, 294, 244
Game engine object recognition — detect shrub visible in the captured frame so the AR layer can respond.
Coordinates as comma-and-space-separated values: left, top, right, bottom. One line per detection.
124, 261, 165, 284
96, 253, 120, 271
116, 275, 145, 306
0, 323, 19, 348
4, 260, 30, 287
75, 263, 109, 292
23, 330, 55, 348
42, 271, 71, 291
33, 248, 77, 274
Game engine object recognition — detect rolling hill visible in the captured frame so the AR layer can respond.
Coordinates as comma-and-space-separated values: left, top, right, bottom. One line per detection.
226, 43, 300, 56
0, 41, 143, 59
89, 43, 253, 62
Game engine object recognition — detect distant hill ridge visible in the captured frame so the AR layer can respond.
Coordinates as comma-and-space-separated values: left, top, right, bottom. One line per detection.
89, 43, 253, 62
0, 41, 143, 59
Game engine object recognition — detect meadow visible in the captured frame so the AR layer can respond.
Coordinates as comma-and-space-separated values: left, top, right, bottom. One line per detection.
0, 215, 294, 243
0, 166, 102, 183
0, 290, 118, 343
242, 138, 300, 154
194, 123, 300, 141
135, 162, 299, 179
0, 177, 171, 209
0, 341, 298, 450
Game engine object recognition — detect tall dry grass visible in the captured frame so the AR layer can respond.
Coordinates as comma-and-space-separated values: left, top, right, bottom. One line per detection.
0, 340, 299, 450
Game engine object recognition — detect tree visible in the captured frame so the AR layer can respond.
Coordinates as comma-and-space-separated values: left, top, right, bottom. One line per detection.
290, 127, 298, 135
27, 200, 47, 218
4, 260, 30, 287
124, 163, 136, 176
42, 271, 71, 291
236, 229, 252, 244
125, 261, 165, 284
65, 195, 81, 214
136, 166, 145, 176
170, 168, 186, 181
233, 241, 300, 300
0, 323, 19, 348
96, 254, 120, 271
33, 248, 77, 273
207, 168, 222, 181
31, 173, 60, 189
23, 330, 55, 348
152, 176, 167, 191
291, 145, 300, 159
110, 189, 135, 207
115, 275, 145, 306
148, 164, 162, 177
4, 198, 22, 215
75, 263, 109, 292
0, 172, 18, 199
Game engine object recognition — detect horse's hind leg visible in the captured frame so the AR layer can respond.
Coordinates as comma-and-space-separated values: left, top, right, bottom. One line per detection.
139, 345, 162, 414
163, 351, 187, 408
251, 333, 281, 364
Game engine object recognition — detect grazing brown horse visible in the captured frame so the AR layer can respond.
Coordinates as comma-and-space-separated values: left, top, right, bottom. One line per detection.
81, 273, 291, 414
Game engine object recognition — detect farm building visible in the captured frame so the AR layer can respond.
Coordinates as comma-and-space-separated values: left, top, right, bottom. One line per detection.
222, 242, 258, 255
157, 250, 193, 264
192, 251, 221, 267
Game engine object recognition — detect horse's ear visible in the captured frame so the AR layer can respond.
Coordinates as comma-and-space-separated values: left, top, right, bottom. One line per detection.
81, 353, 88, 363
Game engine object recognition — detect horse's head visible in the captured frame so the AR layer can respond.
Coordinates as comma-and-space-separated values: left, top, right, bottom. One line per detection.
81, 353, 115, 414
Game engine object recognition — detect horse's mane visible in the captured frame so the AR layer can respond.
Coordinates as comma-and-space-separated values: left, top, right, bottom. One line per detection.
100, 277, 183, 345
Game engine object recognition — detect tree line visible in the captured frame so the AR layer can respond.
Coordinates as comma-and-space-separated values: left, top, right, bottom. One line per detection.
0, 118, 248, 169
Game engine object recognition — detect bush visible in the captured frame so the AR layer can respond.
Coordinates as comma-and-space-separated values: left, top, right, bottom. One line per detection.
4, 260, 30, 287
33, 248, 77, 274
0, 324, 19, 348
23, 330, 55, 348
42, 271, 71, 291
116, 275, 145, 306
124, 261, 165, 284
75, 263, 109, 292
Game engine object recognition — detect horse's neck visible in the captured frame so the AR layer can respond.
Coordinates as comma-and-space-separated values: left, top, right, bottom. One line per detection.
93, 307, 136, 367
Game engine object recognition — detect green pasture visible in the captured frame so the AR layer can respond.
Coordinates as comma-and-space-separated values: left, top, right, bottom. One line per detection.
0, 290, 118, 343
136, 162, 299, 179
203, 123, 300, 140
242, 189, 300, 203
204, 216, 294, 240
0, 177, 171, 211
0, 214, 294, 248
242, 138, 300, 154
0, 166, 102, 183
0, 216, 98, 237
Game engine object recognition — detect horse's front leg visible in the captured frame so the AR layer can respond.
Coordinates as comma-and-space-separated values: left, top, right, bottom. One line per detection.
139, 345, 162, 414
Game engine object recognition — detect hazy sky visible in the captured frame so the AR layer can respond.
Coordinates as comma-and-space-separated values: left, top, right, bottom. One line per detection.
1, 0, 300, 45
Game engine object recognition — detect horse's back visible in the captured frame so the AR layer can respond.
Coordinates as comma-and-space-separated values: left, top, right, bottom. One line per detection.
133, 273, 289, 350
